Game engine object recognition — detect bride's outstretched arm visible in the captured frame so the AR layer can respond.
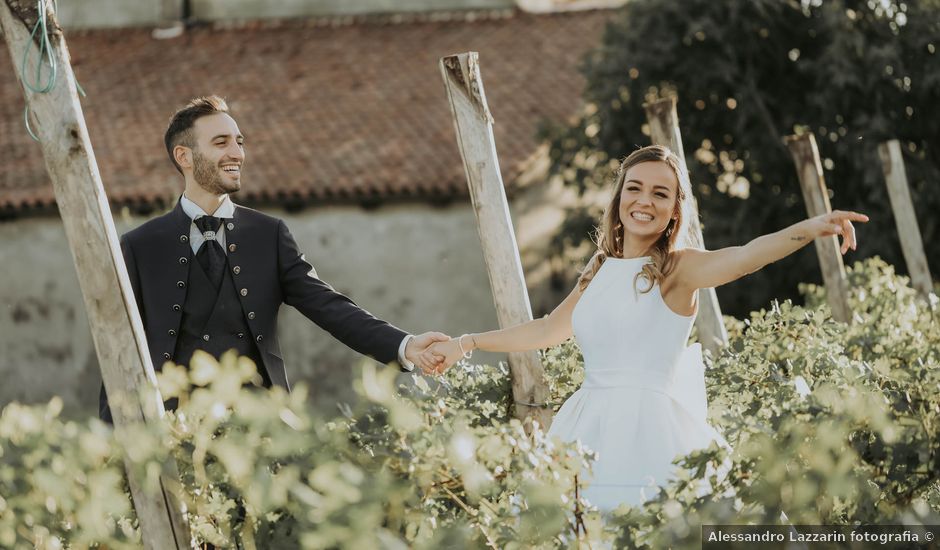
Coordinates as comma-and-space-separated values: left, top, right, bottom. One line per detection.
675, 210, 869, 291
424, 284, 583, 370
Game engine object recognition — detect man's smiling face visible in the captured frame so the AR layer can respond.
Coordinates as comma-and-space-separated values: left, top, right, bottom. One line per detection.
190, 113, 245, 195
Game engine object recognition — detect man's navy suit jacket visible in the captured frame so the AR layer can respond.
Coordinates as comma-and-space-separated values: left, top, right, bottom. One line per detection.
99, 201, 407, 420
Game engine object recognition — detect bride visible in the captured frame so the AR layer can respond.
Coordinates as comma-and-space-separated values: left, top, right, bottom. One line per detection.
425, 145, 867, 511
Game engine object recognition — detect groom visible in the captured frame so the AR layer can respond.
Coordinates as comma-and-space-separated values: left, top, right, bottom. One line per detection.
99, 95, 447, 423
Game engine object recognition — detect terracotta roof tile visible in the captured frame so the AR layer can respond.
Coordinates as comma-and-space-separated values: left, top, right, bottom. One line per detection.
0, 9, 613, 212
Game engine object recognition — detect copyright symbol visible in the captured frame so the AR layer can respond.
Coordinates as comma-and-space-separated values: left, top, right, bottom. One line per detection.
926, 531, 934, 542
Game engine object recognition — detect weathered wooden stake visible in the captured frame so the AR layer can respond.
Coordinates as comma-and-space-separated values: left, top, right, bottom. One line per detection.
644, 97, 729, 355
785, 133, 853, 323
877, 140, 934, 300
0, 2, 190, 548
440, 52, 552, 430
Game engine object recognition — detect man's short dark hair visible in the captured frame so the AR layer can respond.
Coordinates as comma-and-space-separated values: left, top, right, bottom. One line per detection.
164, 95, 230, 174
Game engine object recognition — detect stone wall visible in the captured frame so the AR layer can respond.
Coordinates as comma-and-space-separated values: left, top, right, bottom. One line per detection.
56, 0, 515, 29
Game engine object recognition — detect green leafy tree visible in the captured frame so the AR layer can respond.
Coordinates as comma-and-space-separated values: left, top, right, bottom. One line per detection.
542, 0, 939, 316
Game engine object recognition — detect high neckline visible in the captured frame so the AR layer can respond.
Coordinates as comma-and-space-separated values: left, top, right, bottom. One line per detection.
609, 255, 651, 261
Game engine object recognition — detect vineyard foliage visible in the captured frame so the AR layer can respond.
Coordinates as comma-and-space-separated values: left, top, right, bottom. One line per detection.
1, 258, 938, 548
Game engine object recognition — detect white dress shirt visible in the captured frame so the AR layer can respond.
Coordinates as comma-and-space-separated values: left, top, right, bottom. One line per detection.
179, 194, 415, 370
180, 193, 234, 254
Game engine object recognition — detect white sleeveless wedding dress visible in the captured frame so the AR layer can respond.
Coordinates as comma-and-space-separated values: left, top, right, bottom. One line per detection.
547, 256, 727, 511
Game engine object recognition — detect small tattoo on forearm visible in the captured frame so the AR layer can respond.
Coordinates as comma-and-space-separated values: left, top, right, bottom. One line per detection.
791, 236, 807, 242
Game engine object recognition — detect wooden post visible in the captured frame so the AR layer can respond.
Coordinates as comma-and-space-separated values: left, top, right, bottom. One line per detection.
0, 3, 191, 548
784, 133, 853, 324
644, 97, 729, 354
440, 52, 552, 430
877, 140, 934, 299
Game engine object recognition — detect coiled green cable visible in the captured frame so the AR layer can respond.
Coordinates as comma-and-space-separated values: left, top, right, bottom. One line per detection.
21, 0, 86, 142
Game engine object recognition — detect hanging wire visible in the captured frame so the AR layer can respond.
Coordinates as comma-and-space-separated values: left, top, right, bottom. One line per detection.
22, 0, 57, 93
20, 0, 86, 142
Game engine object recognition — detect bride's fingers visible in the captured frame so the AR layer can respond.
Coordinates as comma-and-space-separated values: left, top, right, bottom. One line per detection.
838, 223, 856, 254
839, 221, 849, 254
417, 352, 439, 371
832, 210, 869, 224
423, 360, 443, 376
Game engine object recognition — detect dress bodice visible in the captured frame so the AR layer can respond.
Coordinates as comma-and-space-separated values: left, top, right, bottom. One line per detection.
572, 256, 695, 393
549, 255, 725, 511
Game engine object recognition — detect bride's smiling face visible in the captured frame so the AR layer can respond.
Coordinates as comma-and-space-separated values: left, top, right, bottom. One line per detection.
618, 160, 680, 240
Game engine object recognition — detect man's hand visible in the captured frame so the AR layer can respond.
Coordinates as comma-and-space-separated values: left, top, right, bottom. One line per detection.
405, 332, 450, 374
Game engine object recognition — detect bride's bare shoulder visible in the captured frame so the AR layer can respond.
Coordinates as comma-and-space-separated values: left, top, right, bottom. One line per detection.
665, 248, 706, 288
668, 248, 703, 268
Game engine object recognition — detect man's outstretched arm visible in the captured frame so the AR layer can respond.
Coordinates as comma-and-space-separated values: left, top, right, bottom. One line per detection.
276, 220, 446, 371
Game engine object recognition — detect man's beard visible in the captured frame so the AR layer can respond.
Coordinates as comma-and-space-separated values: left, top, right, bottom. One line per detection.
193, 149, 240, 195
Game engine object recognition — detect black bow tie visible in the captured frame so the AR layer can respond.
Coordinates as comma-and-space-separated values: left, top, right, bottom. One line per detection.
193, 216, 227, 290
194, 215, 224, 241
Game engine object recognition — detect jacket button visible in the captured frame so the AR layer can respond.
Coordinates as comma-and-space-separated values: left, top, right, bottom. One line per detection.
256, 334, 263, 343
237, 332, 244, 339
172, 304, 181, 311
248, 311, 255, 320
203, 334, 210, 341
228, 243, 237, 253
227, 222, 235, 231
180, 234, 188, 243
177, 281, 185, 288
179, 257, 187, 264
163, 352, 171, 360
233, 266, 241, 275
168, 329, 176, 336
240, 288, 248, 297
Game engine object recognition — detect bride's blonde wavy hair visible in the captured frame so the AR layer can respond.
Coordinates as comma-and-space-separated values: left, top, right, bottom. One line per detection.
577, 145, 700, 294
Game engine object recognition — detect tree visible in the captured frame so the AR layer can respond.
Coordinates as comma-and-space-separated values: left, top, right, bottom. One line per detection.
543, 0, 939, 315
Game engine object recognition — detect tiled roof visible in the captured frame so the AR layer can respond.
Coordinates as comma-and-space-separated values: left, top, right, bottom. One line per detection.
0, 9, 614, 213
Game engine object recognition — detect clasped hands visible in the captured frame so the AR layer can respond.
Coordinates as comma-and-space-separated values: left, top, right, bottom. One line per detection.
403, 332, 471, 376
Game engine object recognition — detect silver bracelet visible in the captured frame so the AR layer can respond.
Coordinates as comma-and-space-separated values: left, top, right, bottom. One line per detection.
457, 334, 473, 359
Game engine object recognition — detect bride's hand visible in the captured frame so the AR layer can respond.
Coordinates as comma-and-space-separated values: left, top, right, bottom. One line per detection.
807, 210, 869, 254
421, 340, 462, 375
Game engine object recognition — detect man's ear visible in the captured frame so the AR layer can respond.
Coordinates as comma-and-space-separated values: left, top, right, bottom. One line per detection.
173, 145, 192, 170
